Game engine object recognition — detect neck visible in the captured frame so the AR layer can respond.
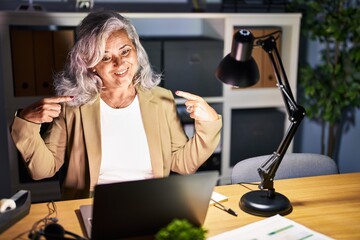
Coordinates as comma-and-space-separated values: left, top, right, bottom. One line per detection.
101, 85, 137, 109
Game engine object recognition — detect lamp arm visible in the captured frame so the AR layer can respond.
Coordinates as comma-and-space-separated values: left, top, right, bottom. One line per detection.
256, 36, 306, 193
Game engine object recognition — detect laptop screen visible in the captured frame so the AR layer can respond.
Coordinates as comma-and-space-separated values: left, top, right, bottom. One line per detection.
80, 171, 219, 239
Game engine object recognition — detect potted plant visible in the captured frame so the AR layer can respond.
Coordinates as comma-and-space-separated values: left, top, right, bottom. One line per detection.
155, 219, 207, 240
288, 0, 360, 160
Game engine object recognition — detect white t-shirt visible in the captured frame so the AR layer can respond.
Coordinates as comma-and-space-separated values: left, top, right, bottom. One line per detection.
98, 95, 153, 184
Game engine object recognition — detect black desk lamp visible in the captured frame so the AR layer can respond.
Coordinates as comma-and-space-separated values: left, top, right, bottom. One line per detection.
216, 29, 305, 217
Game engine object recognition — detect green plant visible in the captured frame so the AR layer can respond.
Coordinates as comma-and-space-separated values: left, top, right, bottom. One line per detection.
155, 219, 207, 240
288, 0, 360, 158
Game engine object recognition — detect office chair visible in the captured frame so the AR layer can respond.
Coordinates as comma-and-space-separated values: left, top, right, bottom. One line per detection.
231, 153, 339, 184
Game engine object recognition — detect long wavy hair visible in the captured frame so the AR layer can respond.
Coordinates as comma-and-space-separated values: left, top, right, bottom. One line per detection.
54, 10, 162, 107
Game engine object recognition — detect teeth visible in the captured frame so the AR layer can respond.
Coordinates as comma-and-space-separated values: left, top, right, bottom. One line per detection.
116, 68, 127, 75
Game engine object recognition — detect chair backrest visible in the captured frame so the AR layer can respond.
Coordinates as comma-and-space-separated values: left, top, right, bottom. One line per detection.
231, 153, 338, 184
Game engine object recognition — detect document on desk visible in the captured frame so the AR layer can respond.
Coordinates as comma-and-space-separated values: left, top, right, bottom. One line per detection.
208, 214, 334, 240
209, 192, 228, 205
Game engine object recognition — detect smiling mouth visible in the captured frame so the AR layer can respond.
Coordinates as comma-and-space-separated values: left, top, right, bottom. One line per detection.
115, 68, 128, 76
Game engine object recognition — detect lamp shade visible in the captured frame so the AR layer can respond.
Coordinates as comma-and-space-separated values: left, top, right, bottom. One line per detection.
215, 29, 260, 88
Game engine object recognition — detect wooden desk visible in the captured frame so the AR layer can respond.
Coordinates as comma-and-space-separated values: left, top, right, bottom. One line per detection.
1, 172, 360, 239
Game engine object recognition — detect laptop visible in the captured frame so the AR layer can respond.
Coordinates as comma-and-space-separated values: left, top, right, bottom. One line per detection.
79, 171, 219, 239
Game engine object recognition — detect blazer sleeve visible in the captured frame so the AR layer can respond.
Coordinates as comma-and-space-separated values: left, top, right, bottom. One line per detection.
10, 112, 67, 180
164, 90, 222, 174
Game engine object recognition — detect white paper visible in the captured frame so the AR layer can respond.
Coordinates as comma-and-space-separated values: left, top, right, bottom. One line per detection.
208, 214, 334, 240
209, 192, 228, 205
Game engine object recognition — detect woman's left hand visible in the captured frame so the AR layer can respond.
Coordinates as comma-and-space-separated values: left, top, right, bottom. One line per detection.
175, 90, 219, 122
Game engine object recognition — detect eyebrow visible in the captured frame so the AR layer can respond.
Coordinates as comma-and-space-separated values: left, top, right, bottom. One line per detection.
104, 44, 131, 53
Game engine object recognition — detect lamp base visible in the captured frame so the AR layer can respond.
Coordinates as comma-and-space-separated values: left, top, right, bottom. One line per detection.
239, 190, 292, 217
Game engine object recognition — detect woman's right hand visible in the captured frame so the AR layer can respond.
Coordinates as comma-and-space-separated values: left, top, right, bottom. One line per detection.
17, 96, 74, 124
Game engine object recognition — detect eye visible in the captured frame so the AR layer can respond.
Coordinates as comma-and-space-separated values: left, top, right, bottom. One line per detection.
101, 55, 111, 62
120, 47, 131, 57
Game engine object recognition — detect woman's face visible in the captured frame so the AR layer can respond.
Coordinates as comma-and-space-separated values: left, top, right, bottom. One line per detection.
94, 30, 138, 90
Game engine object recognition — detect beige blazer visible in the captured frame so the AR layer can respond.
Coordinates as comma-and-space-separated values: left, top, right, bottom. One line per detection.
10, 86, 222, 200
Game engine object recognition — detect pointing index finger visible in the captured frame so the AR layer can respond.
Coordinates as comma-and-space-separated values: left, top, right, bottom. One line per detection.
175, 91, 199, 101
43, 96, 74, 104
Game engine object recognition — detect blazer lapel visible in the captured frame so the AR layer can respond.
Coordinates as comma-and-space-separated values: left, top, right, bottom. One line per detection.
80, 90, 164, 182
80, 97, 102, 187
137, 87, 164, 177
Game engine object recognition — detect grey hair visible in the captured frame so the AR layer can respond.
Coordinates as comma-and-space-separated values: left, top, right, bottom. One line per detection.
54, 10, 162, 107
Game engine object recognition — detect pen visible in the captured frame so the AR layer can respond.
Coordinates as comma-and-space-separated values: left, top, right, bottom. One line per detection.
211, 198, 238, 217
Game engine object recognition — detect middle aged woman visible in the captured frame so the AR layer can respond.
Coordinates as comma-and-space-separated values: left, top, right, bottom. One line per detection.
10, 10, 222, 200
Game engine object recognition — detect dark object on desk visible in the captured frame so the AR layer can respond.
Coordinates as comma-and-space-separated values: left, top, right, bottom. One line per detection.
0, 190, 31, 233
79, 171, 219, 240
27, 201, 86, 240
215, 29, 305, 217
29, 222, 86, 240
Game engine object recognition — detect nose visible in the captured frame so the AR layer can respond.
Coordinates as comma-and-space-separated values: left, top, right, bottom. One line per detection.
112, 55, 124, 66
112, 56, 120, 66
